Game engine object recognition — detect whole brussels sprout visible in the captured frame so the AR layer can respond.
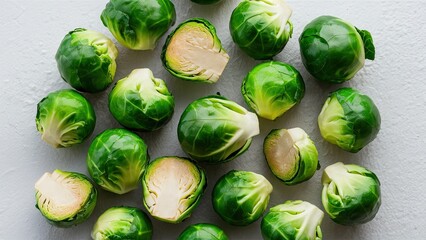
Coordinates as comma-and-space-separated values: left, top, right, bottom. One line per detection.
178, 223, 229, 240
36, 89, 96, 148
87, 128, 149, 194
263, 128, 319, 185
318, 87, 381, 152
212, 170, 273, 226
178, 95, 259, 164
322, 162, 381, 225
162, 18, 229, 83
35, 169, 97, 227
101, 0, 176, 50
108, 68, 175, 131
55, 28, 118, 93
299, 16, 375, 83
91, 206, 152, 240
241, 61, 305, 120
261, 200, 324, 240
191, 0, 224, 5
230, 0, 293, 60
142, 156, 206, 223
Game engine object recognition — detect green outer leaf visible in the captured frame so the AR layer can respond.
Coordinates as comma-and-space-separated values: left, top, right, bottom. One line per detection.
177, 223, 229, 240
356, 27, 375, 60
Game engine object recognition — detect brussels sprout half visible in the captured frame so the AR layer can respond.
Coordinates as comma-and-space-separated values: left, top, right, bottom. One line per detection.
162, 18, 229, 83
35, 170, 97, 227
299, 15, 375, 83
101, 0, 176, 50
142, 156, 206, 223
318, 88, 381, 153
212, 170, 273, 226
230, 0, 293, 60
55, 28, 118, 93
322, 162, 381, 225
178, 95, 259, 164
264, 128, 319, 185
91, 206, 152, 240
178, 223, 229, 240
242, 61, 305, 120
36, 89, 96, 148
108, 68, 175, 131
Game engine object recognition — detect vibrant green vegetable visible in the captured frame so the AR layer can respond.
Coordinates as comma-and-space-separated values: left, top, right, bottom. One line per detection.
178, 95, 259, 164
35, 170, 97, 227
101, 0, 176, 50
318, 87, 381, 152
178, 223, 229, 240
191, 0, 224, 5
261, 200, 324, 240
230, 0, 293, 60
322, 162, 381, 225
263, 128, 318, 185
242, 61, 305, 120
299, 15, 375, 83
36, 89, 96, 148
108, 68, 175, 131
91, 206, 152, 240
212, 170, 273, 226
55, 28, 118, 93
162, 18, 229, 83
142, 156, 206, 223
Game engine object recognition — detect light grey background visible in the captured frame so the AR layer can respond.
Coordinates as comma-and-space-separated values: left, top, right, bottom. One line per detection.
1, 0, 425, 239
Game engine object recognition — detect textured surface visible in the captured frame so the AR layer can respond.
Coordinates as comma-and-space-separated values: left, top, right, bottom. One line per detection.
1, 0, 426, 239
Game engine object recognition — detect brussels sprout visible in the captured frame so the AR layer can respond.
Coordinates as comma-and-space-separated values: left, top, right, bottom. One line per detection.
36, 89, 96, 148
263, 128, 318, 185
91, 206, 152, 240
35, 170, 97, 227
178, 223, 229, 240
318, 88, 381, 153
241, 61, 305, 120
142, 156, 206, 223
212, 170, 273, 226
108, 68, 175, 131
191, 0, 224, 5
101, 0, 176, 50
299, 16, 375, 83
55, 28, 118, 93
322, 162, 381, 225
178, 95, 259, 164
261, 200, 324, 240
161, 18, 229, 83
229, 0, 293, 60
87, 128, 149, 194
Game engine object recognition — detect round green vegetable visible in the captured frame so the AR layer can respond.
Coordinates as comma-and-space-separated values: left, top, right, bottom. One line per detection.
55, 28, 118, 93
178, 223, 229, 240
108, 68, 175, 131
322, 162, 381, 225
101, 0, 176, 50
318, 87, 381, 152
242, 61, 305, 120
36, 89, 96, 148
299, 15, 375, 83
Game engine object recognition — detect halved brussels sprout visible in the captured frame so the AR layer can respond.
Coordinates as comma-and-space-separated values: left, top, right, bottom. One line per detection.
108, 68, 175, 131
161, 18, 229, 83
299, 16, 375, 83
35, 170, 97, 227
318, 87, 381, 153
36, 89, 96, 148
212, 170, 273, 226
322, 162, 381, 225
230, 0, 293, 60
87, 128, 149, 194
263, 128, 318, 185
241, 61, 305, 120
101, 0, 176, 50
178, 95, 259, 164
178, 223, 229, 240
91, 206, 152, 240
55, 28, 118, 93
261, 200, 324, 240
142, 156, 206, 223
191, 0, 224, 5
